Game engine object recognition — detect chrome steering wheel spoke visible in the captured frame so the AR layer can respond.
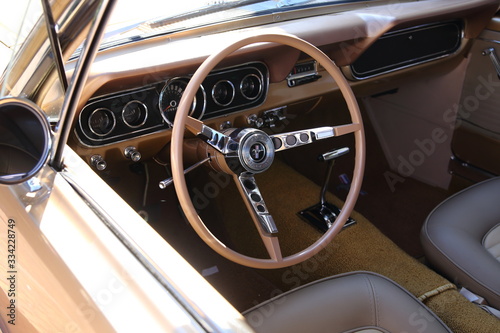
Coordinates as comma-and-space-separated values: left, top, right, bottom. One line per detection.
270, 123, 361, 152
184, 116, 237, 155
234, 172, 282, 261
235, 173, 278, 234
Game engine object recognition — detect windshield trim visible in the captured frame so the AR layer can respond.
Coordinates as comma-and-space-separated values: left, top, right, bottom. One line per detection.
42, 0, 69, 91
50, 0, 117, 170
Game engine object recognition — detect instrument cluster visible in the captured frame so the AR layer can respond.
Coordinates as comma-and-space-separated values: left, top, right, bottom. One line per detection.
76, 62, 268, 147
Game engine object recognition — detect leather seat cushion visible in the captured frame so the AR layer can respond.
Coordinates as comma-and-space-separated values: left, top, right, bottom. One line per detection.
421, 177, 500, 309
243, 271, 451, 333
484, 223, 500, 262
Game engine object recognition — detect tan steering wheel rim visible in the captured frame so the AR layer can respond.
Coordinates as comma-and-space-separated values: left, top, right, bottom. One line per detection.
171, 33, 365, 269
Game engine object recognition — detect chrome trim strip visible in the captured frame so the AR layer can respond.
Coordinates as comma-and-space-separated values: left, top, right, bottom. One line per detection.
76, 123, 166, 147
350, 53, 457, 81
478, 37, 500, 44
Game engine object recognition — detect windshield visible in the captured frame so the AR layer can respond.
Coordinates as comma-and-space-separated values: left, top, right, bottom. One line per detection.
102, 0, 372, 49
0, 0, 373, 121
0, 1, 43, 92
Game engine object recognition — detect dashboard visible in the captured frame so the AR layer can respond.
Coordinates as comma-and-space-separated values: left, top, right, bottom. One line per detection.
69, 0, 499, 173
76, 62, 269, 147
76, 19, 464, 149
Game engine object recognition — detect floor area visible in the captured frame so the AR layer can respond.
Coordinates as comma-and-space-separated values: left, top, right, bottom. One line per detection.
135, 101, 497, 332
146, 158, 499, 333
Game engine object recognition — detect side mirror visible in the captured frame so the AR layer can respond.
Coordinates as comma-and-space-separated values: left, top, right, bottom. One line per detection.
0, 97, 52, 185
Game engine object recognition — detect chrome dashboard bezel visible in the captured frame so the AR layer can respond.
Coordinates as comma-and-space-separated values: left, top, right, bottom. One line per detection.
75, 62, 269, 147
76, 84, 166, 147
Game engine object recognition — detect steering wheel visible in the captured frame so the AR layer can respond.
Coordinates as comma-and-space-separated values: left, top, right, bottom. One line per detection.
171, 33, 365, 269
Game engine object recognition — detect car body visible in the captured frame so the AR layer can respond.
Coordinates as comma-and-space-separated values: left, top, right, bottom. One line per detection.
0, 0, 500, 332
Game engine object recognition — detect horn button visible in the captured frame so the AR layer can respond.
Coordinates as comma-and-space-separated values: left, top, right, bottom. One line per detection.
238, 129, 275, 173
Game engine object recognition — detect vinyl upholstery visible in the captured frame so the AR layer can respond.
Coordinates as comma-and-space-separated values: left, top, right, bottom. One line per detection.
421, 177, 500, 309
244, 271, 451, 333
484, 223, 500, 262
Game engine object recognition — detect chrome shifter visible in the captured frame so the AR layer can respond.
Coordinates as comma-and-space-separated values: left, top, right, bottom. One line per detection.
298, 147, 356, 232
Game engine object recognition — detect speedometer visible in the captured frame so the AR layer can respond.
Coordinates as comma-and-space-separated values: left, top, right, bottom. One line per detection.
159, 78, 206, 126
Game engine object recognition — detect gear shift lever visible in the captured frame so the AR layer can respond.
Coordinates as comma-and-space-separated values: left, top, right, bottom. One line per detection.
298, 147, 356, 232
319, 147, 349, 205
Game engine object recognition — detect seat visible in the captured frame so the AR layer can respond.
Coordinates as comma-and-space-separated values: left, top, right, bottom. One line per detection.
421, 177, 500, 309
243, 271, 451, 333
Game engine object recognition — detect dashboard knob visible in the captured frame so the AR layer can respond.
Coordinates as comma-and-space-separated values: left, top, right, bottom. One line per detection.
124, 146, 141, 162
247, 114, 264, 128
220, 121, 232, 130
90, 155, 107, 171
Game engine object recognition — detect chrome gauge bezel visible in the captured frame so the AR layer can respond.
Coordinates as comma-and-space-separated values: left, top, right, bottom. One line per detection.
88, 107, 116, 137
159, 77, 206, 126
240, 73, 263, 100
122, 100, 148, 128
212, 80, 235, 107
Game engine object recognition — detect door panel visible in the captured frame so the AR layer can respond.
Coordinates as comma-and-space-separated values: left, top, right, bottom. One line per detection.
451, 19, 500, 187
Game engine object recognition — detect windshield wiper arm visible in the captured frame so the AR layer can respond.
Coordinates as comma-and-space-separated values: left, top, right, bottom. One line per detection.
145, 0, 269, 29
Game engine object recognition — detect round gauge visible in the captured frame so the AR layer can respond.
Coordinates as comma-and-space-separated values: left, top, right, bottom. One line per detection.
240, 74, 262, 100
88, 108, 115, 136
212, 80, 235, 107
122, 100, 148, 128
159, 79, 197, 126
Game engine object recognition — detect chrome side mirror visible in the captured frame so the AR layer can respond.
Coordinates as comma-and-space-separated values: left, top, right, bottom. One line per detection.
0, 97, 52, 185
